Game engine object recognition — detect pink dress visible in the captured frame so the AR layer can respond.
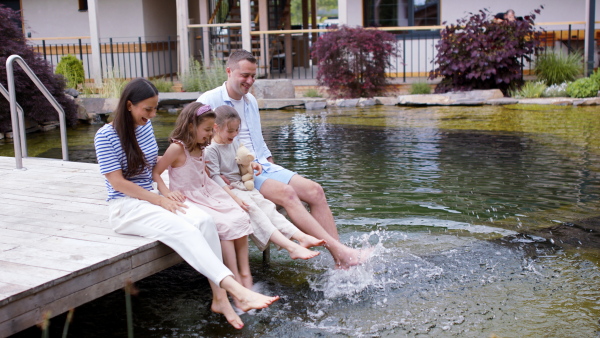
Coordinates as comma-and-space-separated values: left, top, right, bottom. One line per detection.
168, 140, 252, 241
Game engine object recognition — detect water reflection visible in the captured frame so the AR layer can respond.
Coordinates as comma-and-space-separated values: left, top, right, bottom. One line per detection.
8, 105, 600, 337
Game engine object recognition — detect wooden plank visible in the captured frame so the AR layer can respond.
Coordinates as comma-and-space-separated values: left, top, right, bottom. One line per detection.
0, 283, 29, 301
0, 261, 69, 287
0, 251, 181, 337
0, 247, 91, 272
0, 222, 150, 246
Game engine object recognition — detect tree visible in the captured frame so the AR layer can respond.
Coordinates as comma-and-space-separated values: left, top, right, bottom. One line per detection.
429, 8, 543, 94
0, 5, 78, 133
311, 25, 398, 98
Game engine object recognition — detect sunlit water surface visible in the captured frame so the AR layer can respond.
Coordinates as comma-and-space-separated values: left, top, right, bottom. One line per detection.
6, 105, 600, 337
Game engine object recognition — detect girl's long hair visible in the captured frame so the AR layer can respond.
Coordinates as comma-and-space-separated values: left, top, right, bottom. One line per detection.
112, 78, 158, 178
169, 102, 216, 153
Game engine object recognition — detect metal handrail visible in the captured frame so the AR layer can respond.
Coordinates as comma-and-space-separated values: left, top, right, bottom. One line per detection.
0, 82, 27, 158
6, 54, 69, 170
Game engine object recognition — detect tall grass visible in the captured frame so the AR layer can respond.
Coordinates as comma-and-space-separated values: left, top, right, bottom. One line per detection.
409, 82, 432, 94
179, 58, 227, 92
534, 51, 583, 86
80, 68, 130, 98
150, 77, 174, 92
510, 81, 547, 98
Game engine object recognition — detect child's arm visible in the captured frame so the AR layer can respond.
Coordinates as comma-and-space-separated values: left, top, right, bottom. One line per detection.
251, 162, 263, 176
222, 185, 250, 212
152, 143, 186, 202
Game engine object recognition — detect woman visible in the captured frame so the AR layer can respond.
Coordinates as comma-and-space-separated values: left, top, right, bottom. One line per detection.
94, 78, 278, 329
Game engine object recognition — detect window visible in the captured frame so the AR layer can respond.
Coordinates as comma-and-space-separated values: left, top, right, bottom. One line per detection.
364, 0, 439, 28
78, 0, 88, 11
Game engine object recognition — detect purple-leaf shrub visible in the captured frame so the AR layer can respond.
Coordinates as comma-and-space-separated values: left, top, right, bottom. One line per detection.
429, 7, 543, 94
311, 26, 398, 99
0, 5, 78, 133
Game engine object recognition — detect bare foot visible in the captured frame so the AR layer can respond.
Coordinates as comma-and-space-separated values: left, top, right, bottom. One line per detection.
295, 233, 327, 249
232, 289, 280, 312
287, 243, 321, 260
334, 246, 375, 269
211, 297, 244, 329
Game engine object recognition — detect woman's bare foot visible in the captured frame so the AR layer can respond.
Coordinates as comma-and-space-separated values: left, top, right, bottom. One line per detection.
220, 276, 279, 313
287, 242, 321, 260
211, 294, 244, 329
334, 246, 375, 269
232, 289, 280, 312
294, 232, 326, 249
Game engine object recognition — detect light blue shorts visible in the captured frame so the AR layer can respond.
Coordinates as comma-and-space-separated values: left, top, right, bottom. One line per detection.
254, 168, 297, 191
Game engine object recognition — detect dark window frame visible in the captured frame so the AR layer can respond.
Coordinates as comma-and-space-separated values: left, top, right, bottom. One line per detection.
78, 0, 88, 12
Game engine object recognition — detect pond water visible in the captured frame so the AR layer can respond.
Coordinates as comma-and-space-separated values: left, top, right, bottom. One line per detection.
7, 105, 600, 337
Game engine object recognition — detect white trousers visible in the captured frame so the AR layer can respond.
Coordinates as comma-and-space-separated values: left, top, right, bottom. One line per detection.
230, 182, 298, 251
108, 197, 233, 285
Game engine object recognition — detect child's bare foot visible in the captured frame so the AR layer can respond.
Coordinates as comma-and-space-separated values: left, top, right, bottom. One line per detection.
295, 233, 326, 249
288, 243, 321, 260
211, 296, 244, 329
334, 246, 375, 269
232, 288, 280, 312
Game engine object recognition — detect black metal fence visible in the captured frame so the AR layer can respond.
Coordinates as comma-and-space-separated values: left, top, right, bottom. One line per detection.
30, 24, 597, 83
31, 37, 177, 81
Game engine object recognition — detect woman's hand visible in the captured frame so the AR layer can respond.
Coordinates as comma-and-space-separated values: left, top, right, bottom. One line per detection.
165, 191, 186, 202
251, 162, 263, 176
158, 195, 189, 214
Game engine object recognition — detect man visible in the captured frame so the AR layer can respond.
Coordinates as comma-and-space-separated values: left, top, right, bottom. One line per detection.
494, 9, 517, 23
198, 50, 371, 268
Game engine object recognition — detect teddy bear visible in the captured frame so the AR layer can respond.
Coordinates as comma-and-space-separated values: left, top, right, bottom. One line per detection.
235, 143, 256, 191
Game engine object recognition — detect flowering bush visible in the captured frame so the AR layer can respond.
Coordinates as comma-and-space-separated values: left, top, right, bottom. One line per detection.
0, 5, 77, 133
311, 26, 398, 98
429, 8, 543, 94
543, 82, 569, 97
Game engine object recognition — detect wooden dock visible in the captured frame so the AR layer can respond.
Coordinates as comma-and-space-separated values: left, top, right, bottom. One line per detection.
0, 156, 181, 337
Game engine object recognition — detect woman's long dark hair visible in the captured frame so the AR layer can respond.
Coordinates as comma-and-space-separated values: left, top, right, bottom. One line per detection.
112, 78, 158, 178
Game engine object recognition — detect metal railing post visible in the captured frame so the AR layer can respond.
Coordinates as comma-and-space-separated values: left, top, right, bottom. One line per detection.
168, 36, 173, 81
6, 55, 69, 169
139, 37, 144, 78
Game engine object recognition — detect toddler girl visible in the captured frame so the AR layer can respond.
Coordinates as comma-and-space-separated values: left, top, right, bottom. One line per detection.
153, 103, 255, 292
205, 105, 325, 259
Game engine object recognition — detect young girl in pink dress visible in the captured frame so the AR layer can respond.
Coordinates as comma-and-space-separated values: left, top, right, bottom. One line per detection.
152, 102, 255, 294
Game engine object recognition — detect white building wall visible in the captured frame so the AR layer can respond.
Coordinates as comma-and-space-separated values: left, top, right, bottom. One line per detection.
441, 0, 599, 30
142, 0, 177, 40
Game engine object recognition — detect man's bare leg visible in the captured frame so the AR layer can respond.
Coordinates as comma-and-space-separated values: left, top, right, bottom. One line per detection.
260, 178, 370, 268
288, 175, 339, 239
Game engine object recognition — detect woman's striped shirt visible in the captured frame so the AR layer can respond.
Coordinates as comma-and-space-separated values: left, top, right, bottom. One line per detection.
94, 121, 158, 201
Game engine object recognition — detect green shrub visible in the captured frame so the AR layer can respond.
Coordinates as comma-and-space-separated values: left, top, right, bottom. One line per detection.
509, 81, 547, 98
589, 68, 600, 86
566, 77, 599, 98
303, 88, 321, 97
179, 59, 227, 92
55, 55, 85, 89
410, 82, 431, 95
151, 77, 174, 92
534, 51, 583, 86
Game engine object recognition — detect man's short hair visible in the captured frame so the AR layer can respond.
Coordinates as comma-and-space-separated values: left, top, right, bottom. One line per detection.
227, 50, 257, 69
